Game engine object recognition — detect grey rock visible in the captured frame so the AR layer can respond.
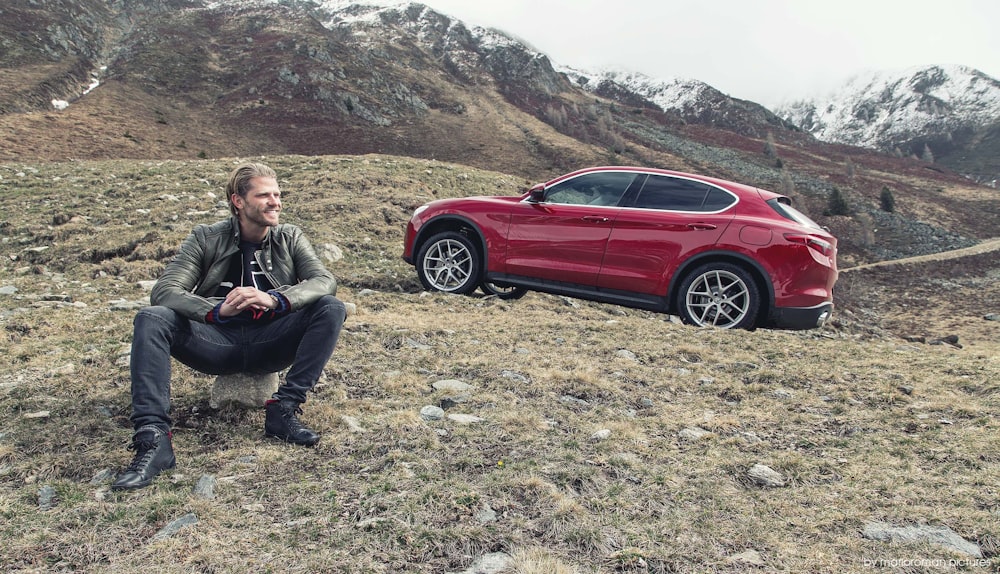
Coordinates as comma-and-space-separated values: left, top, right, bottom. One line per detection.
194, 475, 216, 500
475, 504, 497, 524
210, 372, 279, 409
150, 513, 199, 543
447, 413, 485, 424
591, 429, 612, 441
446, 552, 512, 574
432, 379, 472, 393
615, 349, 637, 361
0, 285, 17, 295
560, 395, 589, 406
499, 370, 529, 384
90, 468, 114, 485
420, 405, 445, 421
38, 485, 57, 511
747, 463, 785, 487
678, 427, 712, 442
862, 521, 982, 558
984, 313, 1000, 321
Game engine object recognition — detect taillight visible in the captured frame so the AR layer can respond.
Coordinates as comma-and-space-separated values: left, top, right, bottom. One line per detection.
784, 233, 833, 256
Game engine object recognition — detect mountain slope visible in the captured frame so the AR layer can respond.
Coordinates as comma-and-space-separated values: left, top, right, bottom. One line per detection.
1, 0, 998, 267
777, 65, 1000, 185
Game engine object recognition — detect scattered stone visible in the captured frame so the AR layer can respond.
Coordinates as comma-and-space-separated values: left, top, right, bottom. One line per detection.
984, 313, 999, 321
90, 469, 114, 485
41, 294, 72, 302
38, 485, 57, 511
341, 415, 366, 433
356, 289, 376, 297
474, 504, 497, 524
558, 296, 579, 308
24, 411, 51, 419
897, 385, 914, 395
560, 395, 589, 406
0, 286, 16, 295
615, 349, 637, 361
678, 427, 712, 442
639, 397, 654, 408
928, 334, 961, 348
404, 337, 432, 350
420, 405, 445, 421
209, 372, 279, 409
109, 298, 148, 311
194, 475, 216, 500
591, 429, 612, 441
446, 552, 512, 574
137, 280, 157, 291
48, 363, 76, 377
862, 521, 982, 558
432, 379, 472, 393
747, 463, 785, 488
150, 513, 199, 543
499, 370, 529, 384
342, 301, 357, 317
728, 549, 765, 566
447, 413, 485, 424
320, 243, 343, 263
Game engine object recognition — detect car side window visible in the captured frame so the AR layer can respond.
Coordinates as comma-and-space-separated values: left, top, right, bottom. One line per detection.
545, 172, 636, 206
632, 175, 734, 212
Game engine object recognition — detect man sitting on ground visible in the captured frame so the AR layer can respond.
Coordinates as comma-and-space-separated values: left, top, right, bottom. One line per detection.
112, 162, 347, 491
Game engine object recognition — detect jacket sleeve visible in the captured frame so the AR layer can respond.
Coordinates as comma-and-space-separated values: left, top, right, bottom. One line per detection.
271, 227, 337, 311
150, 226, 218, 322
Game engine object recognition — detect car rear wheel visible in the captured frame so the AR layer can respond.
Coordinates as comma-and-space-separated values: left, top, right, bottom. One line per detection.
677, 262, 759, 329
481, 281, 527, 300
416, 231, 482, 295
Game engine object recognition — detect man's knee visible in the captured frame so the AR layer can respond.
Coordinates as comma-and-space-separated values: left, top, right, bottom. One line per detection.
133, 306, 181, 335
310, 295, 347, 327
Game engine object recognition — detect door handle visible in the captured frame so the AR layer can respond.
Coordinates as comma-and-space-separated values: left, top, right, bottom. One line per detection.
582, 216, 610, 223
687, 223, 717, 230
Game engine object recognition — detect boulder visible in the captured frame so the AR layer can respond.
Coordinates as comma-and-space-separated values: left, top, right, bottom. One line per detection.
210, 372, 279, 409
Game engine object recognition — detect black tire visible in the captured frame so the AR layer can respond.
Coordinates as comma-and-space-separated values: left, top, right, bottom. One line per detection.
415, 231, 482, 295
480, 281, 527, 300
676, 262, 760, 330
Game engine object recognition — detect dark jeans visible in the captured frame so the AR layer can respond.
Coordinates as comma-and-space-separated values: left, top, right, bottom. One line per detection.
129, 295, 346, 431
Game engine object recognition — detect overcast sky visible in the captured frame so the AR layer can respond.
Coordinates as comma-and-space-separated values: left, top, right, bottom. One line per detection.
409, 0, 1000, 107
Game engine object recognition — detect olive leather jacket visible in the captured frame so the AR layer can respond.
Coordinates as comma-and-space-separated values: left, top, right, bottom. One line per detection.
151, 217, 337, 322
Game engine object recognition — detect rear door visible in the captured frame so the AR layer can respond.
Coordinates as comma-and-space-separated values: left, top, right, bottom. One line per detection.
504, 171, 637, 286
597, 174, 736, 294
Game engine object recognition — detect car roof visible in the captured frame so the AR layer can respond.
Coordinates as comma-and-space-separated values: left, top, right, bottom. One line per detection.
543, 166, 775, 200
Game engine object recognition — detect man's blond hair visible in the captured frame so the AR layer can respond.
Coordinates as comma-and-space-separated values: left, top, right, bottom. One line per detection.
226, 162, 277, 216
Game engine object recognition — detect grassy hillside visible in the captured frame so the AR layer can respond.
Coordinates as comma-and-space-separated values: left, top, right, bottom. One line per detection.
1, 155, 997, 572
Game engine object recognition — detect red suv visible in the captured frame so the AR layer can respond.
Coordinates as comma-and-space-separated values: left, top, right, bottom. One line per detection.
403, 166, 837, 330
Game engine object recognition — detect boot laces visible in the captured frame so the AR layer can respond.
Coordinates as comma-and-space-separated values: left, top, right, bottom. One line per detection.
125, 434, 159, 472
280, 404, 307, 433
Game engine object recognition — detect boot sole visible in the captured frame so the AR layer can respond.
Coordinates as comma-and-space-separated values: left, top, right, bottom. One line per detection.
264, 431, 319, 447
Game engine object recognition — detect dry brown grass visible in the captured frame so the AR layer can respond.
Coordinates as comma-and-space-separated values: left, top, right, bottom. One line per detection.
0, 155, 997, 573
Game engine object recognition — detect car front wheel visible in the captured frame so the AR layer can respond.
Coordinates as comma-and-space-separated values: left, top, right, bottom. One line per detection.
676, 262, 759, 329
416, 231, 482, 295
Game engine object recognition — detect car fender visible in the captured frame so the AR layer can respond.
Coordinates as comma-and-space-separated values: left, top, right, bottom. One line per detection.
412, 213, 501, 270
665, 249, 776, 313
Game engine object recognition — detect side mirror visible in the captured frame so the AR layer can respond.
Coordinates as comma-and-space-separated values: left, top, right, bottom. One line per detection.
527, 185, 545, 203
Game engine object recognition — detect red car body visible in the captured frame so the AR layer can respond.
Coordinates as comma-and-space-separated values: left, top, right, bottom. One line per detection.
403, 166, 838, 330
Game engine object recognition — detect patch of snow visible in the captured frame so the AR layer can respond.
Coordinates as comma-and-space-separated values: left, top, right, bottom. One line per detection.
52, 99, 70, 110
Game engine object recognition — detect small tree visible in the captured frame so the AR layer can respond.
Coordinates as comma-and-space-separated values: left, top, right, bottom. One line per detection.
825, 187, 850, 216
879, 186, 895, 212
921, 143, 935, 163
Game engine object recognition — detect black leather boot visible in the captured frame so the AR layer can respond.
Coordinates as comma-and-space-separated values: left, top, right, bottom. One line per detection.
265, 400, 320, 446
111, 425, 176, 491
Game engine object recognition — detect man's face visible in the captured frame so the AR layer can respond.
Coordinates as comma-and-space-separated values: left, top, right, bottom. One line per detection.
233, 176, 281, 230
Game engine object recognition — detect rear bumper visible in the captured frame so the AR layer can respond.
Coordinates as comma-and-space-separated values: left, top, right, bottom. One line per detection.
769, 302, 834, 330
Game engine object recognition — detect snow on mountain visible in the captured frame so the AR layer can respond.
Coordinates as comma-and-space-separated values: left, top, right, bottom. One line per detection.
776, 65, 1000, 151
560, 67, 715, 113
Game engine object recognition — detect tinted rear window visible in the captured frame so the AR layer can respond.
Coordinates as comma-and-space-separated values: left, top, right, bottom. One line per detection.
631, 175, 735, 212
